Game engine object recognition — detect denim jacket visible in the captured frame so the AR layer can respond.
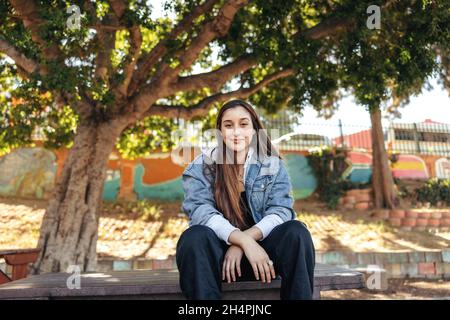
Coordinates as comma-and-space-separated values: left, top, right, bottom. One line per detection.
181, 146, 296, 244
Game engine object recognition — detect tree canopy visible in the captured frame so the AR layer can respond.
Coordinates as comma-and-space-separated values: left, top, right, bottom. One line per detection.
0, 0, 447, 157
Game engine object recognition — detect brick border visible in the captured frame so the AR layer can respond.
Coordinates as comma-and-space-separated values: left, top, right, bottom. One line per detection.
382, 209, 450, 230
316, 250, 450, 279
2, 250, 447, 280
90, 249, 450, 280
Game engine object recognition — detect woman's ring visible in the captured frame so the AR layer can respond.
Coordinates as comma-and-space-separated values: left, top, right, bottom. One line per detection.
267, 260, 273, 266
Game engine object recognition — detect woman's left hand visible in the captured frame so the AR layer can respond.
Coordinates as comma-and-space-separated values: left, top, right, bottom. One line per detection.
222, 245, 244, 283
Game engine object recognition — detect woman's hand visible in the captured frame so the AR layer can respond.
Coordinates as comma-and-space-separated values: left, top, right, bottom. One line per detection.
222, 245, 244, 283
241, 239, 276, 283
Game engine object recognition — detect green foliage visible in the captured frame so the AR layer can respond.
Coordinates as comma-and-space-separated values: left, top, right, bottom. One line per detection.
334, 0, 449, 111
393, 177, 412, 200
307, 146, 372, 209
116, 115, 178, 159
103, 199, 163, 221
133, 200, 162, 222
415, 178, 450, 206
41, 105, 78, 149
0, 74, 49, 153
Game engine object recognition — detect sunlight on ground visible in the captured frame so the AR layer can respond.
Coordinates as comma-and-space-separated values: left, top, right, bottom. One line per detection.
1, 197, 449, 260
321, 279, 450, 300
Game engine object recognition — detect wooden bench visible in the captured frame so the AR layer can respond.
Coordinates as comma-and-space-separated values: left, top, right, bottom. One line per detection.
0, 264, 364, 300
0, 249, 41, 285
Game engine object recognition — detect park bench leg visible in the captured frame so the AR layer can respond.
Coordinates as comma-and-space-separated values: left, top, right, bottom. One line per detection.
0, 269, 12, 285
11, 264, 29, 281
3, 251, 40, 281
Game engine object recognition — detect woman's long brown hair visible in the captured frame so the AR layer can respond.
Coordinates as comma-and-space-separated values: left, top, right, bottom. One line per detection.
203, 99, 281, 230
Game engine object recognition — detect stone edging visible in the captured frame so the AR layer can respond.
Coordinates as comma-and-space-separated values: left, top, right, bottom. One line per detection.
1, 250, 448, 280
92, 249, 450, 280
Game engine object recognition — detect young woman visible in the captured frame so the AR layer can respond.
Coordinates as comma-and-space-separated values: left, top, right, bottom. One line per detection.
176, 99, 315, 300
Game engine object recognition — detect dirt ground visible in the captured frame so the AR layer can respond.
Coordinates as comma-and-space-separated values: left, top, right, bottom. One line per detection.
321, 278, 450, 300
1, 195, 449, 259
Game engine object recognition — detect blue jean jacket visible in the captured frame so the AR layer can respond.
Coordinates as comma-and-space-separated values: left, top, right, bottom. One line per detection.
181, 147, 296, 230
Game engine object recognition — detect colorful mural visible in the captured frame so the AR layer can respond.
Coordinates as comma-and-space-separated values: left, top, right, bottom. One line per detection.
133, 164, 184, 200
283, 153, 317, 199
0, 148, 56, 199
103, 169, 121, 201
342, 151, 373, 184
0, 146, 447, 202
391, 154, 429, 179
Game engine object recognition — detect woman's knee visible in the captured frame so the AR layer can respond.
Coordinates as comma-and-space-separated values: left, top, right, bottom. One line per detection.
176, 225, 218, 253
281, 220, 313, 244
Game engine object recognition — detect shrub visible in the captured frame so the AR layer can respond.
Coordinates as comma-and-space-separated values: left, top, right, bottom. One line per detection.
307, 146, 370, 209
414, 178, 450, 206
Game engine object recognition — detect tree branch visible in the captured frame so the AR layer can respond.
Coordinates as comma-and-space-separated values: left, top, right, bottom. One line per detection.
172, 55, 257, 92
143, 68, 294, 120
104, 1, 144, 98
116, 26, 142, 97
10, 0, 63, 60
130, 0, 250, 118
0, 37, 39, 75
108, 0, 127, 18
94, 13, 118, 83
297, 1, 398, 40
167, 0, 250, 79
296, 17, 356, 40
128, 0, 220, 94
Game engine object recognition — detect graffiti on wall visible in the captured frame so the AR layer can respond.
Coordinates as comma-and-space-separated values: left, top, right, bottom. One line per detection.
341, 152, 432, 183
342, 151, 373, 184
133, 164, 184, 200
283, 153, 317, 199
391, 154, 429, 179
0, 147, 447, 202
103, 169, 121, 201
0, 148, 56, 198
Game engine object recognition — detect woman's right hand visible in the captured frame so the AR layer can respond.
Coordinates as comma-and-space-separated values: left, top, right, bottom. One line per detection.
241, 239, 276, 283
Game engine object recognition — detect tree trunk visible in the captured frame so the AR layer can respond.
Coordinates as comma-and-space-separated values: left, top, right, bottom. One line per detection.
31, 119, 127, 274
370, 106, 398, 209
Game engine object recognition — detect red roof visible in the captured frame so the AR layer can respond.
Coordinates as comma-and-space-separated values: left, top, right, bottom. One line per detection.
332, 129, 372, 150
422, 119, 446, 124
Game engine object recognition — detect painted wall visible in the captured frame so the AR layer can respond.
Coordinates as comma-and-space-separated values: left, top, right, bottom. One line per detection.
0, 146, 448, 201
0, 147, 56, 199
283, 153, 317, 199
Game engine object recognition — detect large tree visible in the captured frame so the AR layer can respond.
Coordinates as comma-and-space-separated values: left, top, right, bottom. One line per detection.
334, 1, 449, 209
0, 0, 448, 273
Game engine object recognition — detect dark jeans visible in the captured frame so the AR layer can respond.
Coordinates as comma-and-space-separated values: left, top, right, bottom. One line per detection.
176, 220, 316, 300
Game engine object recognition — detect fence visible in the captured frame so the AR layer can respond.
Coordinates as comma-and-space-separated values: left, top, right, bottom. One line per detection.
32, 117, 450, 157
182, 119, 450, 157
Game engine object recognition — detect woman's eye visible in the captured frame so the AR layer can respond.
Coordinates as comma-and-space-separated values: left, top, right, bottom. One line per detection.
241, 123, 248, 126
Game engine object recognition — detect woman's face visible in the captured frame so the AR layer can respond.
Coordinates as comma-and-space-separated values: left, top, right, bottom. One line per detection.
220, 106, 255, 153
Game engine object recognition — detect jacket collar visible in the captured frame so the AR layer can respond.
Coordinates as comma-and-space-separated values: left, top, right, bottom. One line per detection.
203, 145, 270, 190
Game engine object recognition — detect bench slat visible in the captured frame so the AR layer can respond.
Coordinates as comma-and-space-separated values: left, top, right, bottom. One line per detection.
0, 263, 364, 300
